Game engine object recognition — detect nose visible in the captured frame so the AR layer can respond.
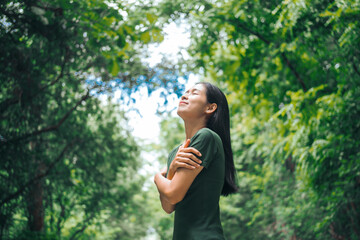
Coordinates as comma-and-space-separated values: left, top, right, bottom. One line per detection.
181, 94, 188, 100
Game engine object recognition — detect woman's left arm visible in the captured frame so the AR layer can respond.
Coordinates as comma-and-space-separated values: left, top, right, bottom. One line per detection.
156, 167, 176, 214
159, 192, 175, 214
155, 130, 216, 205
154, 166, 204, 205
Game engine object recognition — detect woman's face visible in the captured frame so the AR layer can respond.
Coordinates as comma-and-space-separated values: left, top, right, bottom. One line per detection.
177, 84, 209, 120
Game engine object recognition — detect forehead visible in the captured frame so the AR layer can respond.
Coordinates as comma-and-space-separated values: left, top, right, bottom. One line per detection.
185, 84, 205, 93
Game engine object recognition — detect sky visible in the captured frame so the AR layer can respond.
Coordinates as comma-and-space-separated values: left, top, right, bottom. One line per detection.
98, 20, 197, 183
127, 21, 197, 142
128, 21, 198, 240
120, 21, 198, 187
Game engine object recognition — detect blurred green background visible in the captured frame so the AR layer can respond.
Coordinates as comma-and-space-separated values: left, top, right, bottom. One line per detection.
1, 0, 359, 239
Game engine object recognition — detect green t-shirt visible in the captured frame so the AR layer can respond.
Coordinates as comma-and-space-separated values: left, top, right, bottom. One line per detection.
166, 128, 225, 240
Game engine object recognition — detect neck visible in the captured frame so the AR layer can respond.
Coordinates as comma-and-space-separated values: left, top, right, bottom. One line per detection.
184, 119, 207, 140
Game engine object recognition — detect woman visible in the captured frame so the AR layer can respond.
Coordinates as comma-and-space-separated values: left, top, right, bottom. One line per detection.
154, 82, 237, 239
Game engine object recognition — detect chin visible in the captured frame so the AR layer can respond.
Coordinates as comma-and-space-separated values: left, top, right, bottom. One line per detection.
177, 108, 182, 117
177, 108, 186, 120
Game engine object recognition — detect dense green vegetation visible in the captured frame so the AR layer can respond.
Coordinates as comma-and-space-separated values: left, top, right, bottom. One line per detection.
1, 0, 359, 239
163, 0, 360, 239
0, 0, 180, 239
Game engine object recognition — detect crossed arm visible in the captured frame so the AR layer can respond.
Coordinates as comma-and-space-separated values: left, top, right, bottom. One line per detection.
154, 139, 203, 214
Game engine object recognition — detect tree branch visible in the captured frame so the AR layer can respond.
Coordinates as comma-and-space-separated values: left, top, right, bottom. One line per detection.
236, 21, 271, 45
281, 53, 307, 92
69, 212, 96, 240
40, 48, 69, 92
0, 48, 69, 115
56, 197, 66, 237
32, 90, 90, 135
0, 140, 75, 208
7, 91, 90, 143
329, 223, 346, 240
353, 62, 360, 77
347, 202, 360, 238
0, 98, 19, 115
226, 17, 307, 91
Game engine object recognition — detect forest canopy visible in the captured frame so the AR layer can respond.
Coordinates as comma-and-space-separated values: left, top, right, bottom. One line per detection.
1, 0, 360, 239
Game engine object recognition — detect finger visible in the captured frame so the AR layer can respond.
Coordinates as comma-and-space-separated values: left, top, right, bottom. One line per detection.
175, 156, 200, 167
189, 154, 202, 165
184, 157, 201, 167
182, 147, 202, 157
184, 139, 190, 148
175, 156, 196, 164
178, 139, 189, 150
177, 152, 202, 165
179, 162, 196, 169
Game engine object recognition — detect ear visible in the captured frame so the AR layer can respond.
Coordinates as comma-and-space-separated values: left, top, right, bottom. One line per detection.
205, 103, 217, 115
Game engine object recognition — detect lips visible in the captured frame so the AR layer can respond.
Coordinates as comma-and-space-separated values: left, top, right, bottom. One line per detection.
179, 101, 188, 105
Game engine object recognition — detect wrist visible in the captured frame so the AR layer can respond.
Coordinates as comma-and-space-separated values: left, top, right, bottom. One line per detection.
154, 172, 162, 183
167, 167, 175, 180
168, 166, 174, 175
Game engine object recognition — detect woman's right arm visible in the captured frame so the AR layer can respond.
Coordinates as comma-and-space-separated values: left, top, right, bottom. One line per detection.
155, 140, 202, 214
167, 139, 202, 180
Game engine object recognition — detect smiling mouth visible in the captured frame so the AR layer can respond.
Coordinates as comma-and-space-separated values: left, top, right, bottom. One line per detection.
179, 101, 188, 105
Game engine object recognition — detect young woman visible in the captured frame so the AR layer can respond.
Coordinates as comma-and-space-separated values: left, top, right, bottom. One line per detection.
154, 82, 237, 239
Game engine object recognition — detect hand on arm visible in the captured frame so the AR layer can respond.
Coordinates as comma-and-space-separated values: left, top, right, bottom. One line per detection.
167, 139, 202, 180
154, 139, 203, 213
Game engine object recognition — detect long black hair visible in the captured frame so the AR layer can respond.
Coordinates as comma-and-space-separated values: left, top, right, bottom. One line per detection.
198, 82, 237, 196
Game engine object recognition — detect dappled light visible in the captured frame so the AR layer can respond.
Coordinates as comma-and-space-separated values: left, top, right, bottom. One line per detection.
1, 0, 360, 239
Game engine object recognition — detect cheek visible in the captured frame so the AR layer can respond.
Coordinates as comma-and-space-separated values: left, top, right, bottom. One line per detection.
192, 97, 208, 110
189, 102, 208, 116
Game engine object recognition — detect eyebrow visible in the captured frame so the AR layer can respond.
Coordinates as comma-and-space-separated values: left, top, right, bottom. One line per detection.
185, 88, 200, 94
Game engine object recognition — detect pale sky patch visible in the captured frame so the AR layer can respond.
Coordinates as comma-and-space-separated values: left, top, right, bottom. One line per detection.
145, 21, 191, 67
128, 21, 196, 142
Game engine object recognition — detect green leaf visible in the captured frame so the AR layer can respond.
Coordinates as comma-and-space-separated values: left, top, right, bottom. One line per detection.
146, 13, 158, 24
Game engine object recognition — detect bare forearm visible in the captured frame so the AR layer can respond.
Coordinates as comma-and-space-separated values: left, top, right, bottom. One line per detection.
154, 172, 171, 201
167, 167, 175, 180
155, 167, 202, 205
154, 171, 183, 205
154, 173, 175, 213
160, 193, 175, 214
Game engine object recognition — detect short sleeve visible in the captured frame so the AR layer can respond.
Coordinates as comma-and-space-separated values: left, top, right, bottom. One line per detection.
189, 129, 218, 168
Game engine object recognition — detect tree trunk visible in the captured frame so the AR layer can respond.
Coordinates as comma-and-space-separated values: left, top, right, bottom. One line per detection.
26, 142, 46, 232
27, 177, 44, 231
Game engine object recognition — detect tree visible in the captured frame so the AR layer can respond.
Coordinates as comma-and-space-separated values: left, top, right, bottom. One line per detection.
0, 0, 183, 238
157, 0, 360, 239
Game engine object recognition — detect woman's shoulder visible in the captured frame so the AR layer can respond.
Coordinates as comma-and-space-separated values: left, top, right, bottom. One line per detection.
192, 128, 222, 143
167, 144, 181, 162
170, 144, 181, 154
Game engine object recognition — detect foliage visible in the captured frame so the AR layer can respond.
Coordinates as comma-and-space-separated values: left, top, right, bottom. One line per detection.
146, 114, 184, 240
0, 0, 182, 239
2, 0, 360, 239
155, 0, 360, 239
